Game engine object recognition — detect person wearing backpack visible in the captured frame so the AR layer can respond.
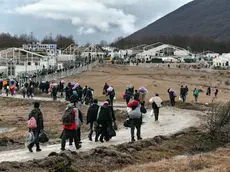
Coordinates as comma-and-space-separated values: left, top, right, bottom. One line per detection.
193, 88, 199, 103
69, 104, 83, 145
97, 101, 113, 142
127, 100, 147, 142
27, 102, 44, 152
69, 91, 79, 104
86, 99, 99, 141
61, 103, 82, 151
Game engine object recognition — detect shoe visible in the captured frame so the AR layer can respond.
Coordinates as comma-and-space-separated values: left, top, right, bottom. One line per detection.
61, 148, 65, 151
76, 145, 82, 150
27, 146, 33, 152
137, 137, 142, 140
36, 148, 42, 152
100, 139, 104, 143
88, 135, 92, 141
131, 139, 136, 143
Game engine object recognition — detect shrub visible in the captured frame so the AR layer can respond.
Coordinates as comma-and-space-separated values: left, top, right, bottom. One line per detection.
207, 103, 230, 144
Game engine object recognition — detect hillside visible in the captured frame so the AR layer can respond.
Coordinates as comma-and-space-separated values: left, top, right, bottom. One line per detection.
125, 0, 230, 41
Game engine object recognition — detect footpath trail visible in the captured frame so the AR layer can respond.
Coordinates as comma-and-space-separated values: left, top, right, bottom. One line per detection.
0, 94, 126, 107
0, 105, 203, 163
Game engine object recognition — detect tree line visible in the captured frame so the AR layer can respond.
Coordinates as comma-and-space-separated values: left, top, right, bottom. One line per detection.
112, 35, 230, 53
0, 33, 76, 49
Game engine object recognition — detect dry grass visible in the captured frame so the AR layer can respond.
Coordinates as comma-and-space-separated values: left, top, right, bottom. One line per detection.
63, 64, 230, 104
118, 148, 230, 172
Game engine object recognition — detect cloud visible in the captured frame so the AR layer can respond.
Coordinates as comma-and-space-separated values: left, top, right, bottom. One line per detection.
13, 0, 137, 35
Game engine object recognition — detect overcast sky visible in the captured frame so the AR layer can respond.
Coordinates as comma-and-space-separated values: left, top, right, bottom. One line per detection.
0, 0, 192, 44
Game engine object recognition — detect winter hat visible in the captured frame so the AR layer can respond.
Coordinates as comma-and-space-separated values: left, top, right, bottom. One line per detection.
106, 99, 111, 105
73, 91, 77, 95
103, 101, 109, 105
127, 102, 132, 108
133, 100, 139, 107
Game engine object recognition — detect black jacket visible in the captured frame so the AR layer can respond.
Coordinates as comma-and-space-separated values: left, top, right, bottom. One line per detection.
109, 106, 116, 121
28, 108, 44, 130
87, 104, 99, 124
70, 94, 78, 103
97, 105, 112, 124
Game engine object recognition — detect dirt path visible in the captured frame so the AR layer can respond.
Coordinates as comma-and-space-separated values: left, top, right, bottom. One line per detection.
0, 107, 203, 163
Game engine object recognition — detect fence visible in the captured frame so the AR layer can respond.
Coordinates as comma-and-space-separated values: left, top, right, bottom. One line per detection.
18, 60, 98, 84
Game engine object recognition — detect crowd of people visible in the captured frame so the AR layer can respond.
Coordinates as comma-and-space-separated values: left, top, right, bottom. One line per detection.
20, 80, 221, 152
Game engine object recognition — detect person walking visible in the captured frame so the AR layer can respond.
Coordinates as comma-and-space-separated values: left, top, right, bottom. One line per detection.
52, 85, 58, 101
193, 88, 199, 103
134, 90, 140, 101
27, 102, 44, 152
107, 87, 115, 106
149, 94, 163, 121
206, 87, 211, 96
125, 89, 132, 105
69, 103, 83, 145
97, 101, 112, 142
168, 88, 176, 106
214, 87, 219, 97
127, 100, 146, 142
61, 103, 82, 151
184, 86, 189, 102
69, 91, 79, 104
86, 99, 99, 141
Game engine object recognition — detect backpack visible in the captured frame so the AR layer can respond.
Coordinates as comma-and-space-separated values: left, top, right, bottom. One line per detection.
62, 106, 74, 126
28, 117, 37, 129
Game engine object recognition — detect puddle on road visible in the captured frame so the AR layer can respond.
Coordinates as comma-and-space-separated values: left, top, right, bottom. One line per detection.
0, 128, 16, 134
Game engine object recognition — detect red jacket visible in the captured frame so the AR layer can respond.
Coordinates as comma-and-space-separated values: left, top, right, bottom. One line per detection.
63, 109, 77, 130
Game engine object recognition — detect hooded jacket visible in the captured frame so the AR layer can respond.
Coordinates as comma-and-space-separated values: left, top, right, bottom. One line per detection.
97, 105, 112, 124
87, 104, 99, 124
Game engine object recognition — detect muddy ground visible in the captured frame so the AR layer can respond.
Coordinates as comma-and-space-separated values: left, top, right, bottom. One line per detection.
0, 97, 127, 151
0, 127, 224, 172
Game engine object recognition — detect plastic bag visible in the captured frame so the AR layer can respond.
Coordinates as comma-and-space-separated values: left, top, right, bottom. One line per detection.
124, 119, 131, 128
25, 132, 34, 148
39, 131, 49, 143
150, 109, 154, 117
179, 96, 182, 101
108, 127, 116, 138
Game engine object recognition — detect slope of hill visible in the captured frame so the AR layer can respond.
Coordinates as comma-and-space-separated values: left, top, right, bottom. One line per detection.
126, 0, 230, 41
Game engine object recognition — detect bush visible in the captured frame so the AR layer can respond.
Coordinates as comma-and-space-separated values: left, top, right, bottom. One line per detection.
207, 103, 230, 144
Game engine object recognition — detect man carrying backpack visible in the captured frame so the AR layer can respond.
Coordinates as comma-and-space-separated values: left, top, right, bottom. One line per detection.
87, 99, 99, 141
61, 103, 82, 151
27, 102, 44, 152
97, 101, 113, 142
